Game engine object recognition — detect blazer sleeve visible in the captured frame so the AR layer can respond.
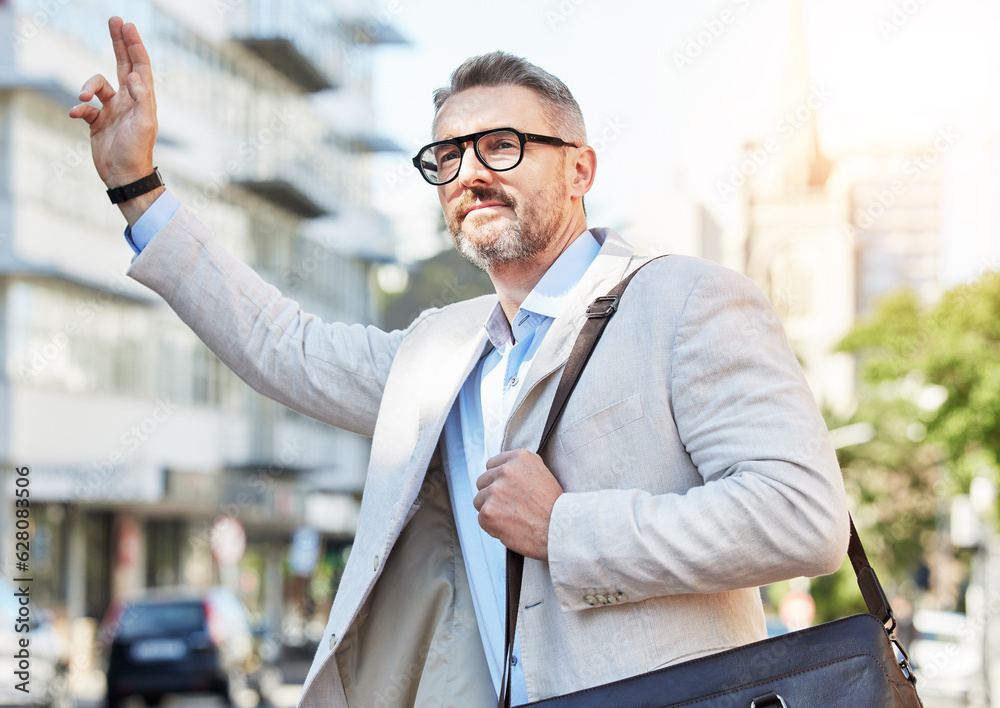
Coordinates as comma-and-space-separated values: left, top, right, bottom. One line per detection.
547, 265, 850, 610
126, 205, 406, 438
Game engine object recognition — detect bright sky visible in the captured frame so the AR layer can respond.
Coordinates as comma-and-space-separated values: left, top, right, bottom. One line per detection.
369, 0, 1000, 284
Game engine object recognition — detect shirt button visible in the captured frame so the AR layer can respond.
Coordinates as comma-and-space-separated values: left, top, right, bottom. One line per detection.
374, 555, 380, 571
329, 633, 337, 649
509, 376, 518, 387
511, 655, 518, 666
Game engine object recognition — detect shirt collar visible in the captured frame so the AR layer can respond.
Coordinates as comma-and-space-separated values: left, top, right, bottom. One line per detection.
482, 230, 601, 350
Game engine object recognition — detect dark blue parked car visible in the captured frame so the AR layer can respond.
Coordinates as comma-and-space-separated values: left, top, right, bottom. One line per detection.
102, 587, 257, 708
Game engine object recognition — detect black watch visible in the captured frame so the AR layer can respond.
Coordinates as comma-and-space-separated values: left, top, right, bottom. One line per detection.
107, 168, 164, 204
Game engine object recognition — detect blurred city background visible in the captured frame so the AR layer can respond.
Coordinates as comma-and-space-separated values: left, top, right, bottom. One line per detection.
0, 0, 998, 706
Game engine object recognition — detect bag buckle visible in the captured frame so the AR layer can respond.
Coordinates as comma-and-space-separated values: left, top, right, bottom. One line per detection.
750, 693, 787, 708
890, 632, 917, 685
585, 296, 619, 319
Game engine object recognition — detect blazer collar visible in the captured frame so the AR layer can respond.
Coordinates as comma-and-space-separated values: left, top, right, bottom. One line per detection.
377, 227, 636, 492
502, 227, 637, 448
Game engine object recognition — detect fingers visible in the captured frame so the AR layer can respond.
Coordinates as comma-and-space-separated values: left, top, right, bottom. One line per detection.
124, 72, 150, 104
79, 74, 116, 105
110, 17, 154, 91
484, 449, 535, 476
109, 16, 131, 87
70, 70, 148, 124
121, 21, 154, 90
68, 103, 100, 124
485, 450, 514, 469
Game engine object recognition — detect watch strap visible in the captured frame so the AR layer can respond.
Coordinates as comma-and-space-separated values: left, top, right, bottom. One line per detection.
107, 168, 163, 204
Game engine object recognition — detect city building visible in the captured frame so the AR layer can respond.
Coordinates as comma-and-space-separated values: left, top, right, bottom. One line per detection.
730, 0, 942, 415
0, 0, 402, 670
843, 151, 943, 316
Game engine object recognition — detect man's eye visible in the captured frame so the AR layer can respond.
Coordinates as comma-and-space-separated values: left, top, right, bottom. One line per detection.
436, 149, 460, 165
481, 133, 520, 154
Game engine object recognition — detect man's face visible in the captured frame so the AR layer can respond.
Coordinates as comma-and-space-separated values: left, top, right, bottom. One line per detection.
433, 85, 574, 272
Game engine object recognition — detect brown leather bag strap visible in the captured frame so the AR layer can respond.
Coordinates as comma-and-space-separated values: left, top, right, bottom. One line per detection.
499, 256, 666, 708
498, 256, 895, 707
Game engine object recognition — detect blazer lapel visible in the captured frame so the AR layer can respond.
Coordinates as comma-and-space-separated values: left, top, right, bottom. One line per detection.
304, 300, 496, 703
503, 228, 636, 452
367, 301, 496, 539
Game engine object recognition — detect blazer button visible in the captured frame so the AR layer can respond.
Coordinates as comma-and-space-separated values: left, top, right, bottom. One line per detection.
614, 592, 628, 602
584, 594, 598, 606
595, 594, 607, 605
328, 633, 337, 650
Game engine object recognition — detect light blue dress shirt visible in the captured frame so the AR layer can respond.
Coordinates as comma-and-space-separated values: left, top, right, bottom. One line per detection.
124, 189, 179, 254
443, 231, 601, 703
124, 197, 601, 702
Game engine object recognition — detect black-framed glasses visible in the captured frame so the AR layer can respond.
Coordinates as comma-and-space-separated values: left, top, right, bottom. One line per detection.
412, 127, 579, 186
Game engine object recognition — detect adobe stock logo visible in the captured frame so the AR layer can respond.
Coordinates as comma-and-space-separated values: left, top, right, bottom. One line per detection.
673, 0, 756, 72
716, 84, 833, 199
8, 0, 71, 47
878, 0, 930, 39
546, 0, 590, 29
842, 127, 958, 242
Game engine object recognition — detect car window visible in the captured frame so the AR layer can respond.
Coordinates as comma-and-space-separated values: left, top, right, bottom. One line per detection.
116, 601, 205, 639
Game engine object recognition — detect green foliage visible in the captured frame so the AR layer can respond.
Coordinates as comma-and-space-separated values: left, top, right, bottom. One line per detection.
826, 271, 1000, 613
822, 389, 941, 604
837, 290, 923, 383
841, 272, 1000, 483
810, 557, 868, 624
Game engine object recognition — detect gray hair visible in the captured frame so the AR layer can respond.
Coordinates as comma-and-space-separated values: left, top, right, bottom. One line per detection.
432, 51, 587, 144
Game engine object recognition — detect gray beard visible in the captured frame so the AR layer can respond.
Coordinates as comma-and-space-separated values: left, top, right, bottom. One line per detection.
447, 184, 564, 272
451, 219, 551, 272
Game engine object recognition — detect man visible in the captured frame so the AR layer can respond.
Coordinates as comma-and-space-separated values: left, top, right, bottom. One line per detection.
71, 18, 849, 708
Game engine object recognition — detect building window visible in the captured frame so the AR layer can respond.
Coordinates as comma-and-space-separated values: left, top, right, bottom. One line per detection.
84, 513, 112, 620
146, 520, 183, 588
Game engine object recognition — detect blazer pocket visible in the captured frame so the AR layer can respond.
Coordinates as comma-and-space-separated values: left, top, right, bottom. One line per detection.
559, 393, 644, 456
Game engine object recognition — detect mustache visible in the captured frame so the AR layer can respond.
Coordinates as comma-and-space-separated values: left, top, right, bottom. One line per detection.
456, 186, 516, 219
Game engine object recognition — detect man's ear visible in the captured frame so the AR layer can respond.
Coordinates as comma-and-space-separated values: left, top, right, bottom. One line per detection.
568, 145, 597, 200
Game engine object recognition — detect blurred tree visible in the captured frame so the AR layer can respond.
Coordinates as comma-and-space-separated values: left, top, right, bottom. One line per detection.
841, 273, 1000, 493
814, 390, 941, 621
819, 272, 1000, 616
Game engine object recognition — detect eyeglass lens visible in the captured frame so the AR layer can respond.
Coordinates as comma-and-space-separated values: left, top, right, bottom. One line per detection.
418, 130, 521, 185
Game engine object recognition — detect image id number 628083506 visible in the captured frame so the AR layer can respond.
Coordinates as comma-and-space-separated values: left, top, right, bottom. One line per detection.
12, 465, 33, 695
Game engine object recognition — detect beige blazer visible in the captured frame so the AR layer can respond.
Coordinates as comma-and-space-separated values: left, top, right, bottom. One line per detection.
127, 207, 850, 707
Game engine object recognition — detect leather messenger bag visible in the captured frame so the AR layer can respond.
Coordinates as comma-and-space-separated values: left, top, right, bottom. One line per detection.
498, 259, 923, 708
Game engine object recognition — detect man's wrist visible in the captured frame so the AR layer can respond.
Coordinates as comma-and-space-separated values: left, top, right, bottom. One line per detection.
118, 185, 167, 227
107, 167, 163, 204
105, 163, 157, 188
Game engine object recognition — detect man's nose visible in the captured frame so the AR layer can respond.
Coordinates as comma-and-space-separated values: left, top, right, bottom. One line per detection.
456, 142, 493, 188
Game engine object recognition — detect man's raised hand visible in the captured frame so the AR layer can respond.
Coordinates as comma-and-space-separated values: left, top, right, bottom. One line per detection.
69, 17, 158, 199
